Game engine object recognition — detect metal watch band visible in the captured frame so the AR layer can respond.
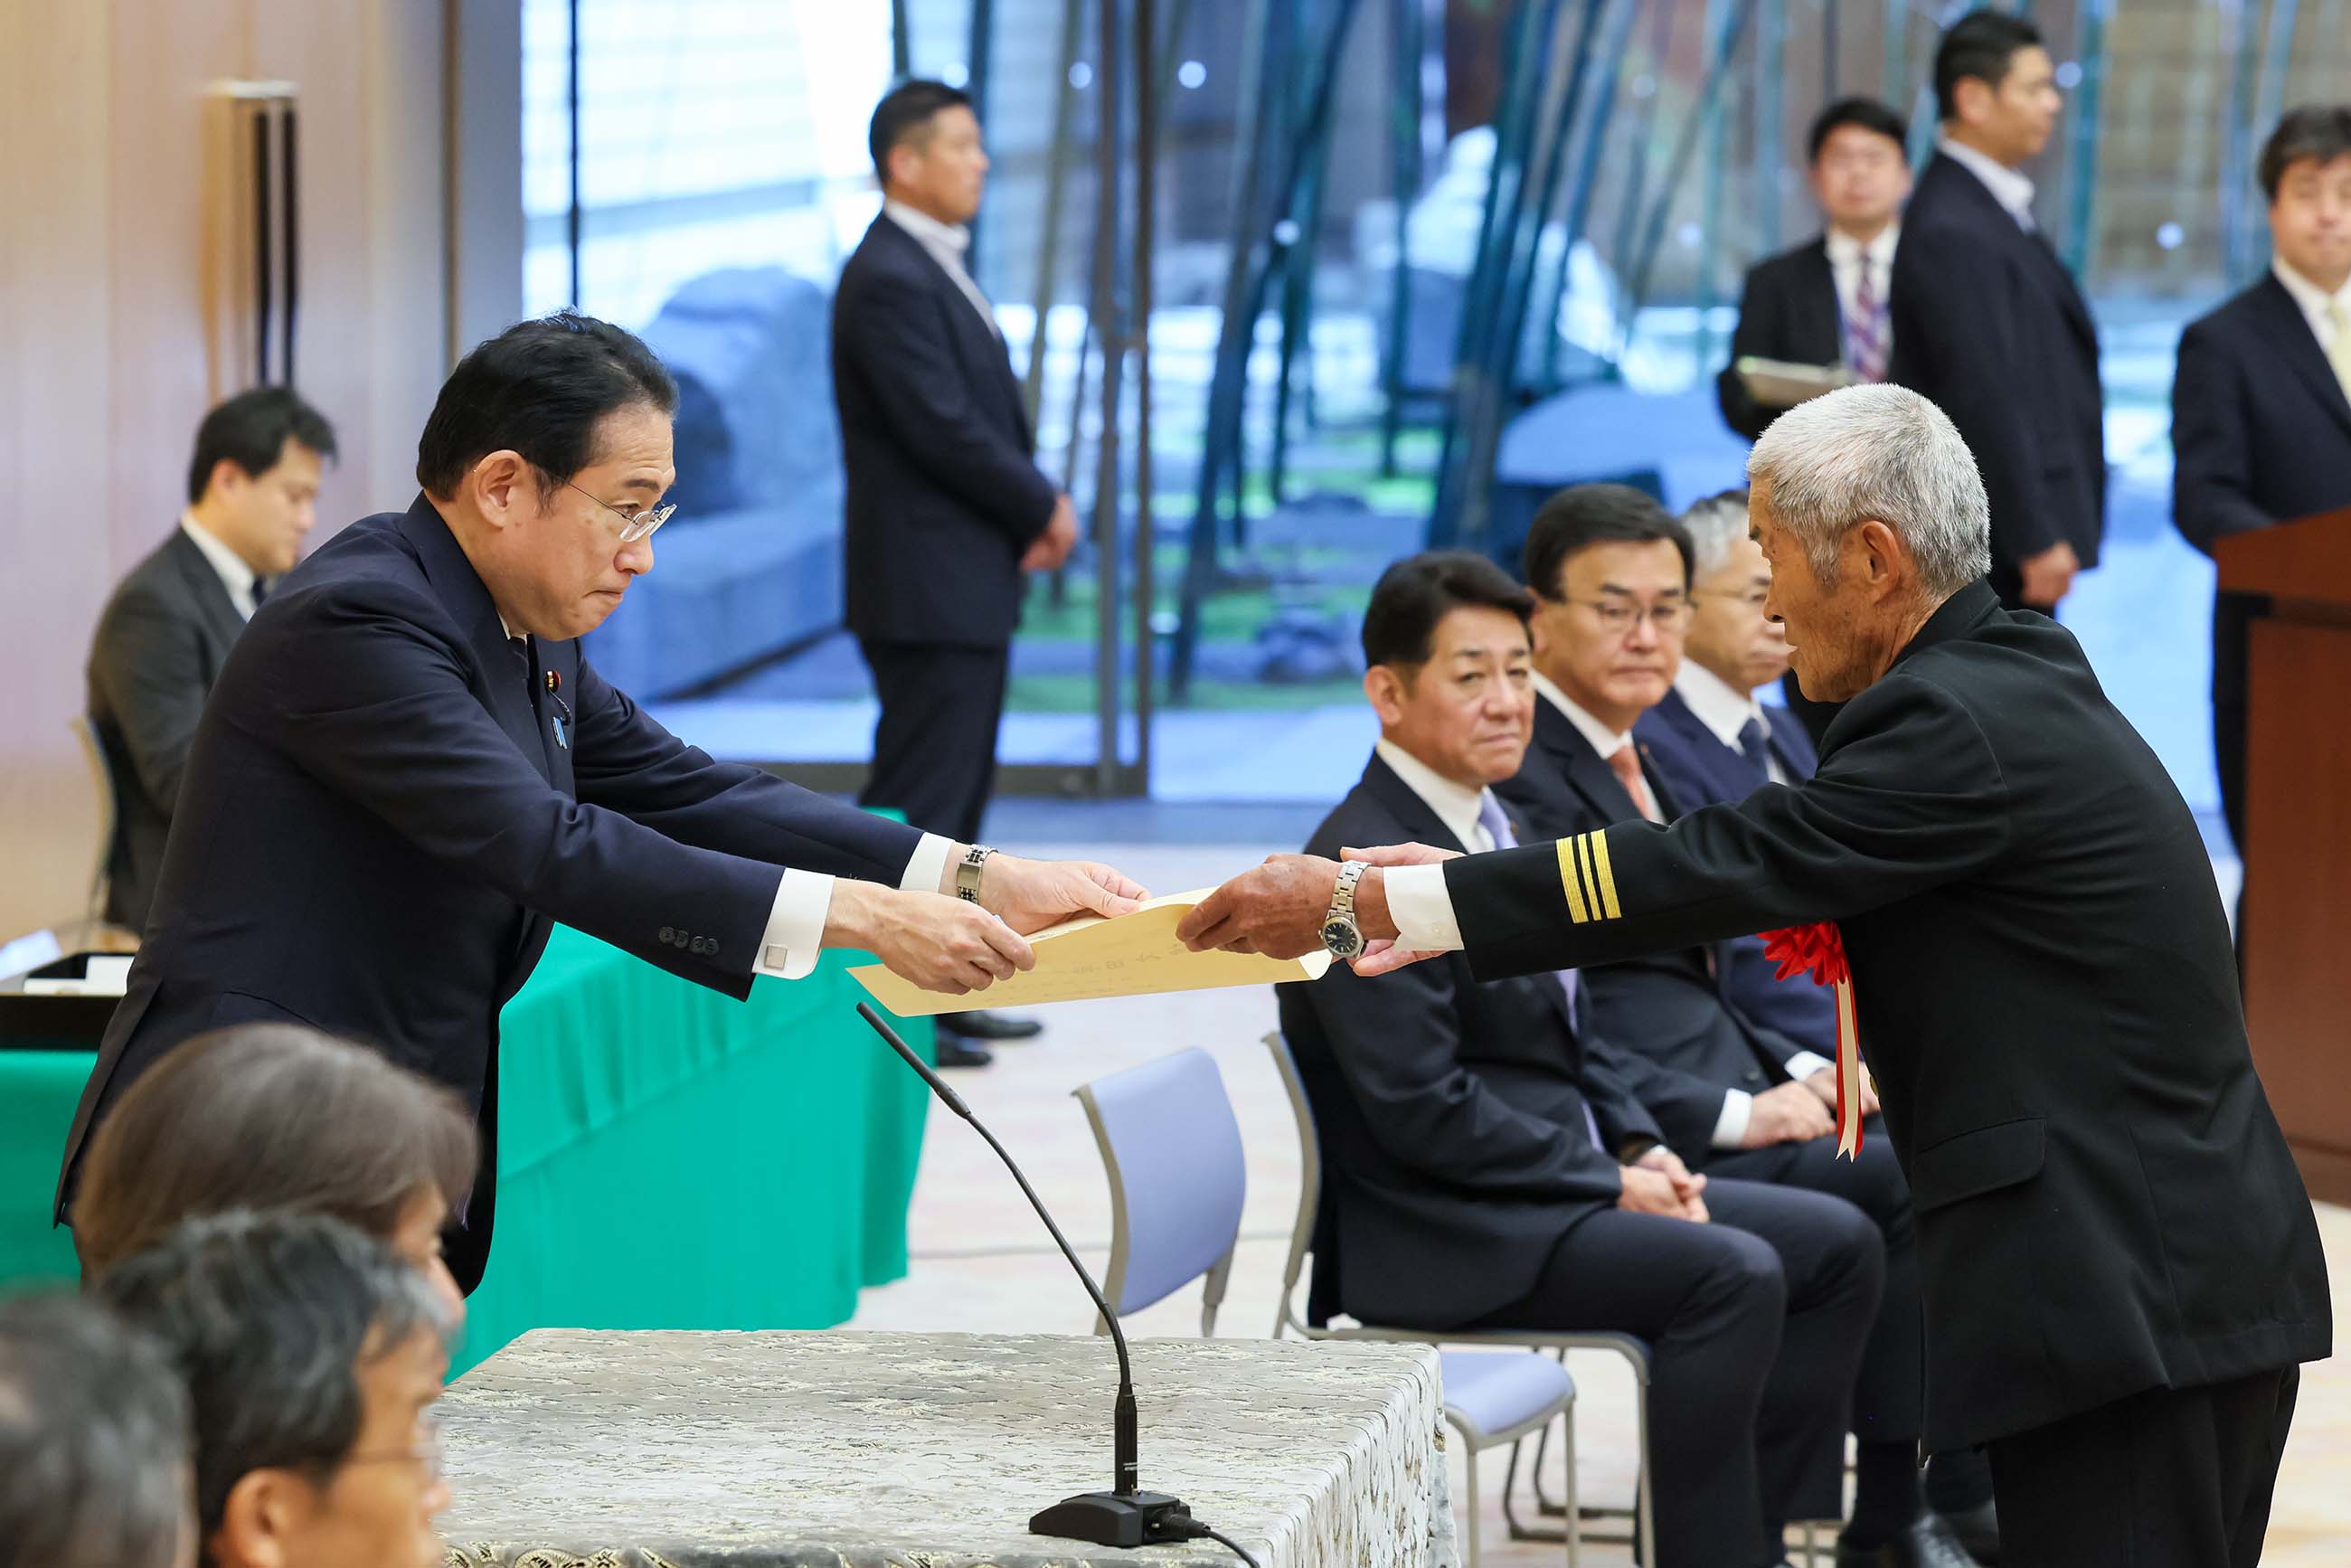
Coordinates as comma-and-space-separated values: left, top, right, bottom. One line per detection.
1331, 859, 1368, 918
956, 844, 996, 903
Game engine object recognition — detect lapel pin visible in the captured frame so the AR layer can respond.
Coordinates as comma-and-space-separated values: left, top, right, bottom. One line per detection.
545, 669, 561, 694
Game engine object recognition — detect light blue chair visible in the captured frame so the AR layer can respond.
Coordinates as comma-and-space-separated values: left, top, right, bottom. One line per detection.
1265, 1032, 1657, 1566
1073, 1046, 1581, 1566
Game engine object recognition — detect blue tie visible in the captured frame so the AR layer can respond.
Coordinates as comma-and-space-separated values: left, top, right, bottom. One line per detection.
1478, 794, 1605, 1152
1735, 714, 1771, 781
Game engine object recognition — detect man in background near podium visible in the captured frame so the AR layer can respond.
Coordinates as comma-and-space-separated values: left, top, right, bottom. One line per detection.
1180, 386, 2330, 1568
2172, 106, 2351, 899
1716, 97, 1910, 444
1718, 99, 1909, 744
57, 314, 1141, 1296
1891, 12, 2103, 612
834, 79, 1081, 1066
86, 389, 337, 934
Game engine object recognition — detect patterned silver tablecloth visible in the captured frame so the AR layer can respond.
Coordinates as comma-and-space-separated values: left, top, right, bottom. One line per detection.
438, 1328, 1455, 1568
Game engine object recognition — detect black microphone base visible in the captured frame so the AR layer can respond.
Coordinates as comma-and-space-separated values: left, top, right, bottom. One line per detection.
1030, 1490, 1191, 1547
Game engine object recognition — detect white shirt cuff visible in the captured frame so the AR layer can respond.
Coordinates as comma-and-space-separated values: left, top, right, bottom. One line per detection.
902, 833, 955, 896
1784, 1050, 1835, 1085
1383, 864, 1468, 952
1711, 1089, 1753, 1149
755, 869, 837, 981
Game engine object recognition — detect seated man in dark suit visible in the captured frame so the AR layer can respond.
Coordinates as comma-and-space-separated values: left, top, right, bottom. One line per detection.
1501, 485, 1987, 1566
2173, 105, 2351, 867
1279, 550, 1885, 1568
85, 389, 337, 932
1718, 98, 1912, 443
1890, 12, 2102, 611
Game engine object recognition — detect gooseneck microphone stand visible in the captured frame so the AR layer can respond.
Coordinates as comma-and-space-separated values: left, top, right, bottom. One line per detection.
856, 1003, 1197, 1548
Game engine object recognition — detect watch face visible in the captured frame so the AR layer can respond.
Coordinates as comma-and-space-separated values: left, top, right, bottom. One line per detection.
1321, 920, 1364, 959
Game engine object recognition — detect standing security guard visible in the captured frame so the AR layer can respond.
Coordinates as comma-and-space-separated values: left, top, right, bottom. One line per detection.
1180, 386, 2330, 1568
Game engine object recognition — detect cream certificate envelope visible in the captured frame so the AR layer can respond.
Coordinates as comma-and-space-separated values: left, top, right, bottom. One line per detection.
1735, 355, 1855, 409
848, 890, 1334, 1017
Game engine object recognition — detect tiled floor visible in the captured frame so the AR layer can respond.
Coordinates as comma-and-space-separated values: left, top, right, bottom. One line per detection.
847, 842, 2347, 1565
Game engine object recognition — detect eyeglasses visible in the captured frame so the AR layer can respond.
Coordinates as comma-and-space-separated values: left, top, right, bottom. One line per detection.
565, 480, 675, 545
1692, 587, 1772, 609
1563, 597, 1689, 634
345, 1412, 444, 1484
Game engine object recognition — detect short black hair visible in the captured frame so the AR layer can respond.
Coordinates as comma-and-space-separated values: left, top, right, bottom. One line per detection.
186, 387, 337, 505
1522, 483, 1695, 599
1934, 11, 2044, 124
2258, 105, 2351, 202
870, 80, 976, 184
95, 1212, 451, 1555
1808, 97, 1908, 164
0, 1292, 193, 1568
416, 311, 678, 499
1361, 551, 1535, 671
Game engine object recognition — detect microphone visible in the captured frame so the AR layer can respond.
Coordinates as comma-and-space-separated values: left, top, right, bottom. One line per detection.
856, 1003, 1193, 1548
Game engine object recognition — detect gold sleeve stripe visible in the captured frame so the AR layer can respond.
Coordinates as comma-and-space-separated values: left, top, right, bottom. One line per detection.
1577, 834, 1603, 921
1555, 836, 1591, 924
1588, 826, 1622, 920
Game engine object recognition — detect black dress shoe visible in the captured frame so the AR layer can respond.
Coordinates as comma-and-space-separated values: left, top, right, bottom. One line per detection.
939, 1009, 1043, 1042
1835, 1513, 1979, 1568
932, 1034, 994, 1069
1935, 1502, 1998, 1563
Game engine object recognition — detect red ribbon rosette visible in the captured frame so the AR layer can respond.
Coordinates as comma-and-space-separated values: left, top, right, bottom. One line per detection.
1760, 921, 1864, 1158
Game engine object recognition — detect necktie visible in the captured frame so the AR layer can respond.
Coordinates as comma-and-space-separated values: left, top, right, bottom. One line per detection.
2327, 299, 2351, 404
1609, 743, 1663, 826
1734, 715, 1771, 782
1478, 794, 1604, 1153
250, 577, 269, 610
1846, 258, 1889, 383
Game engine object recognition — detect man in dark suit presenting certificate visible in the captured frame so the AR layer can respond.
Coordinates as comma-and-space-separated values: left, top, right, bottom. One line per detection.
1180, 386, 2330, 1568
57, 314, 1142, 1292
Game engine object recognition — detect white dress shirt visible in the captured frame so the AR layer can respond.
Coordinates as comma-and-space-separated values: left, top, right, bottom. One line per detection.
1936, 137, 2037, 230
2272, 258, 2351, 367
1825, 222, 1899, 348
883, 199, 1000, 336
1375, 739, 1497, 854
1391, 675, 1828, 1145
1673, 661, 1789, 786
180, 514, 260, 621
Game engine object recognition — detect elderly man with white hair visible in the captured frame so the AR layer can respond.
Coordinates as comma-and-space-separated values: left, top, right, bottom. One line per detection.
1181, 384, 2331, 1568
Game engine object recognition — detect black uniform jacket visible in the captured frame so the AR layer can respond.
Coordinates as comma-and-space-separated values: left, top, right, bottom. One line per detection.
1440, 581, 2331, 1448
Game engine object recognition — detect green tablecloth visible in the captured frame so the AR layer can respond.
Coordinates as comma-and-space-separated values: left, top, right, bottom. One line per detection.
0, 931, 931, 1377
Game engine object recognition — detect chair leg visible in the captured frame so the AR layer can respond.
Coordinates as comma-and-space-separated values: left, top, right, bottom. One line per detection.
1632, 1380, 1654, 1568
1457, 1423, 1482, 1568
1561, 1405, 1581, 1568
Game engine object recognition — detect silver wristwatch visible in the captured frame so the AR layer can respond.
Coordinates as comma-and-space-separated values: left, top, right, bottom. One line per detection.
956, 844, 996, 903
1320, 860, 1372, 961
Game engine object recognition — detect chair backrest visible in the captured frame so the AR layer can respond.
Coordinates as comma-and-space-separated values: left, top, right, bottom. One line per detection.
1072, 1047, 1248, 1334
1261, 1032, 1327, 1341
67, 715, 115, 927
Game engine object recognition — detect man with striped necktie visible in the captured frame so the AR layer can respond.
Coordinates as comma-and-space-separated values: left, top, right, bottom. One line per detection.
1716, 98, 1911, 444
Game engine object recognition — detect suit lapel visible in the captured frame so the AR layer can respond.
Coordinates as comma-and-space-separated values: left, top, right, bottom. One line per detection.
875, 217, 1034, 449
1797, 238, 1842, 364
1361, 755, 1577, 1035
1926, 154, 2095, 351
394, 497, 555, 788
1534, 699, 1643, 826
2252, 273, 2351, 439
164, 528, 249, 658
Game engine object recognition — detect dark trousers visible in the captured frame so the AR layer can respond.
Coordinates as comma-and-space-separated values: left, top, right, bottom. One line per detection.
2212, 590, 2261, 855
857, 639, 1011, 845
1708, 1119, 1921, 1448
1987, 1367, 2299, 1568
1465, 1178, 1884, 1568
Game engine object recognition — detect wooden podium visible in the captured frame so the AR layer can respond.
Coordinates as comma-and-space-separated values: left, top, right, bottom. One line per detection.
2215, 505, 2351, 1204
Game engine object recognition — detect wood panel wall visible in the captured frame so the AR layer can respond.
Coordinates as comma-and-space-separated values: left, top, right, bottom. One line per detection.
0, 0, 506, 942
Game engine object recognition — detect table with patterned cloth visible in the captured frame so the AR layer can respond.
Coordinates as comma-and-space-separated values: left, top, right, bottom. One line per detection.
437, 1328, 1459, 1568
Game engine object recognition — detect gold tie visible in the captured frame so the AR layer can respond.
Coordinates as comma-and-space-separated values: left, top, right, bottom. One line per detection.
2329, 299, 2351, 403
